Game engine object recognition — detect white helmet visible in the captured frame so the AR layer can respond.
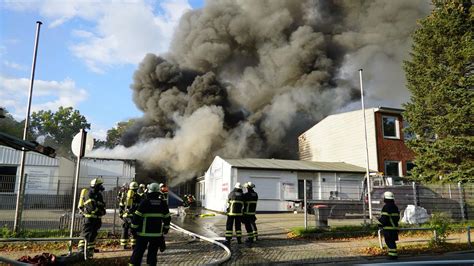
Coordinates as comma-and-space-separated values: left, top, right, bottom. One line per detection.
234, 182, 242, 189
244, 182, 255, 188
384, 191, 394, 200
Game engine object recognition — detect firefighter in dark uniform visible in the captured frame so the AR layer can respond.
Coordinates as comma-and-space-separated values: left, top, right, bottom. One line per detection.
118, 183, 129, 219
158, 183, 169, 203
78, 178, 106, 258
378, 191, 400, 260
224, 182, 244, 246
137, 184, 146, 198
129, 183, 171, 266
120, 181, 141, 249
243, 182, 259, 243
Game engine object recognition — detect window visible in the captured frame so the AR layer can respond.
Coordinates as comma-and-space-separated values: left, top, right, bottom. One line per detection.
298, 179, 312, 200
382, 116, 399, 139
384, 161, 401, 177
402, 120, 415, 141
0, 166, 17, 193
406, 161, 415, 175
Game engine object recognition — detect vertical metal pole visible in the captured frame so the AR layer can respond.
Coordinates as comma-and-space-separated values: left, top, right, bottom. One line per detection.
113, 176, 119, 235
14, 21, 42, 233
70, 129, 86, 243
412, 182, 418, 206
458, 182, 466, 221
359, 69, 373, 220
448, 184, 452, 199
304, 179, 307, 229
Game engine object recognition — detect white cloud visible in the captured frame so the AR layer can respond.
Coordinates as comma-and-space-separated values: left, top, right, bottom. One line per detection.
5, 0, 192, 73
0, 75, 88, 119
3, 60, 27, 71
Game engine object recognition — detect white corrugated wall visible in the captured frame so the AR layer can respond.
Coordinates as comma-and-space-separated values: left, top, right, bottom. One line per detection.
0, 145, 59, 166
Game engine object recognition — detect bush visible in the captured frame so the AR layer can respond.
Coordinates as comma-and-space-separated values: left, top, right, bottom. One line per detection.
429, 212, 451, 247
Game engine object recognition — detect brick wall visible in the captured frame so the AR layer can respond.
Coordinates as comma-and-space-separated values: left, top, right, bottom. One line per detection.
374, 112, 415, 176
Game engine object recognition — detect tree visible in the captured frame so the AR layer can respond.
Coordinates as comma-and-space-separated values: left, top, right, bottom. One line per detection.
105, 119, 135, 148
403, 0, 473, 183
30, 106, 91, 157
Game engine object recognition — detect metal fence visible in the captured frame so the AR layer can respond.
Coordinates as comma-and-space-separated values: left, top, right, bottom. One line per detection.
0, 174, 130, 236
300, 181, 473, 223
1, 175, 473, 237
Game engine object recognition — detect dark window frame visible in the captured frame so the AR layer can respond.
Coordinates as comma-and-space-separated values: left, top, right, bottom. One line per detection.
382, 115, 400, 139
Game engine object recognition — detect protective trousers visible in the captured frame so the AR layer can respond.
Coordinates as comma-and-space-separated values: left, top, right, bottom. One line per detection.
78, 218, 102, 256
243, 215, 258, 241
383, 230, 398, 259
225, 215, 242, 243
129, 236, 165, 266
121, 218, 136, 247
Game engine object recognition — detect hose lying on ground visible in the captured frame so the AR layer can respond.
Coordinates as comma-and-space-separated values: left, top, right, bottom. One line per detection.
170, 222, 231, 265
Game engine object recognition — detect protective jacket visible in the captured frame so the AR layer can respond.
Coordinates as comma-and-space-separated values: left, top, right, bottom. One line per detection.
243, 189, 258, 215
131, 192, 171, 237
227, 188, 244, 216
123, 189, 141, 218
79, 188, 106, 218
378, 201, 399, 231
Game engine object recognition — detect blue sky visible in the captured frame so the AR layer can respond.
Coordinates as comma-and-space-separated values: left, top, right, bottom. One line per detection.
0, 0, 204, 140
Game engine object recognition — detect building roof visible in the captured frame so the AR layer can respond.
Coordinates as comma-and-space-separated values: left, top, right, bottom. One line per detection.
221, 158, 367, 173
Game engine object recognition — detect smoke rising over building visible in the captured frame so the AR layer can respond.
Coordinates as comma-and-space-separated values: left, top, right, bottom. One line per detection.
90, 0, 430, 183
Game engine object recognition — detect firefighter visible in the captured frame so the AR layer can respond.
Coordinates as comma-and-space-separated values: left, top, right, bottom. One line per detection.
137, 184, 146, 197
158, 183, 169, 202
78, 178, 106, 258
118, 183, 129, 220
120, 181, 141, 249
129, 183, 171, 266
243, 182, 259, 243
224, 182, 244, 246
378, 191, 400, 260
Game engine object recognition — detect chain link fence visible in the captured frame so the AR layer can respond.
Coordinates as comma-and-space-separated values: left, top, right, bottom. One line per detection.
0, 174, 131, 236
1, 174, 473, 237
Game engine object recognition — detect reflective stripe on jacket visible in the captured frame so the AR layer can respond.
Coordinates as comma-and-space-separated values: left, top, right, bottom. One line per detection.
131, 192, 171, 237
243, 190, 258, 215
79, 188, 106, 218
227, 189, 244, 216
378, 202, 400, 230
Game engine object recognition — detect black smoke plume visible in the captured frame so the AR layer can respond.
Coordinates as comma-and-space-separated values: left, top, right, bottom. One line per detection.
91, 0, 430, 183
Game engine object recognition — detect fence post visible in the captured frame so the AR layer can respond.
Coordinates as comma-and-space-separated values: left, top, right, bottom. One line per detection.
412, 182, 418, 206
304, 179, 307, 230
113, 177, 119, 235
458, 182, 466, 222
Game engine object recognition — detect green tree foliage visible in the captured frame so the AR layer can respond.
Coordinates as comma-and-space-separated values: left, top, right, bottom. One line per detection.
0, 107, 24, 138
105, 120, 135, 148
403, 0, 473, 183
30, 107, 90, 157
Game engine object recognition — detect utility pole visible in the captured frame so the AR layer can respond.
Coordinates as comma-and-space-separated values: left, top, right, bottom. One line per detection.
359, 69, 373, 221
14, 21, 43, 233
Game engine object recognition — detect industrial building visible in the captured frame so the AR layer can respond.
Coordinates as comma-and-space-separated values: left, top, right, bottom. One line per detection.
0, 145, 135, 208
202, 156, 366, 212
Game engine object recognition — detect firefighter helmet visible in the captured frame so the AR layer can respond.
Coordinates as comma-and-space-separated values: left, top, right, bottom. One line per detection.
139, 183, 146, 189
234, 182, 242, 189
129, 181, 139, 190
384, 191, 395, 200
159, 183, 169, 193
244, 182, 255, 188
90, 178, 104, 188
147, 183, 160, 193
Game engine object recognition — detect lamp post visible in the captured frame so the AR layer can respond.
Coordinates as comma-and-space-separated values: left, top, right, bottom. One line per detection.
14, 21, 43, 233
359, 69, 373, 221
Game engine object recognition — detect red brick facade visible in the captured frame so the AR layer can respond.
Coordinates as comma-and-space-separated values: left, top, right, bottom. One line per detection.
374, 111, 415, 176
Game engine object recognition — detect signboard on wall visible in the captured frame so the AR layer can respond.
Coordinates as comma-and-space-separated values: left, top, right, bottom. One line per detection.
25, 168, 51, 193
282, 182, 296, 200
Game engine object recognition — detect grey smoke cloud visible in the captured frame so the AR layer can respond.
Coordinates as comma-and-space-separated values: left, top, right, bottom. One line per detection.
90, 0, 430, 182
